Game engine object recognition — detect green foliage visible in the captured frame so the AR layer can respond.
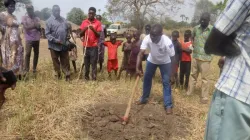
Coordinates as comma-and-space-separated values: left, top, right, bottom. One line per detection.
163, 17, 190, 30
67, 7, 86, 25
101, 12, 112, 26
106, 0, 184, 31
40, 8, 51, 20
213, 0, 228, 15
191, 0, 216, 26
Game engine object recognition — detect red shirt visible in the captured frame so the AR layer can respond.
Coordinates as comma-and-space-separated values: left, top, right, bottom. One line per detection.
80, 19, 102, 47
181, 41, 192, 62
104, 41, 123, 60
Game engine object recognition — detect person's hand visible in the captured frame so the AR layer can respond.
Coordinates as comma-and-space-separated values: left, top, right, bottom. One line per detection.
55, 39, 62, 45
218, 57, 225, 69
0, 72, 6, 82
11, 82, 16, 90
136, 69, 143, 77
89, 25, 94, 31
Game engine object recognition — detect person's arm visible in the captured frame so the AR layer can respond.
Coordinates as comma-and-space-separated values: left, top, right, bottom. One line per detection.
122, 43, 126, 52
21, 16, 36, 30
117, 40, 123, 47
205, 0, 250, 56
79, 21, 88, 37
136, 37, 148, 76
45, 21, 60, 44
182, 48, 192, 53
104, 28, 107, 38
166, 38, 175, 57
89, 22, 101, 37
79, 27, 88, 37
136, 50, 146, 76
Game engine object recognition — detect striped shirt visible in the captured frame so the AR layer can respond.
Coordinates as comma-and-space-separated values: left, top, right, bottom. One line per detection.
214, 0, 250, 104
45, 15, 68, 51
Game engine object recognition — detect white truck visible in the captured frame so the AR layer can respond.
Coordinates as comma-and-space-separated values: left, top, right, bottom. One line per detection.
107, 23, 127, 37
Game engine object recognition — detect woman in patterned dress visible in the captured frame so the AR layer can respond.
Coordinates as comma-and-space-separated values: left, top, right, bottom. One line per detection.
0, 0, 24, 77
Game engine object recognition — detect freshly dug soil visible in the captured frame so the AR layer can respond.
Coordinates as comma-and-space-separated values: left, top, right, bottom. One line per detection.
82, 103, 191, 140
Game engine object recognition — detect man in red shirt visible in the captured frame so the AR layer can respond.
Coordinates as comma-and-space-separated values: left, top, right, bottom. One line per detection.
80, 7, 102, 81
103, 33, 123, 78
180, 30, 193, 90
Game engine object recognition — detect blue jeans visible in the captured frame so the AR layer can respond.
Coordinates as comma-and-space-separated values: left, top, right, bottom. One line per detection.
140, 61, 172, 109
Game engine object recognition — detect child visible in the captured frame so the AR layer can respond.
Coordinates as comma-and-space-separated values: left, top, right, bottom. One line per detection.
103, 33, 123, 78
171, 30, 182, 86
128, 31, 142, 79
67, 23, 77, 73
180, 30, 193, 90
117, 34, 132, 79
96, 15, 107, 72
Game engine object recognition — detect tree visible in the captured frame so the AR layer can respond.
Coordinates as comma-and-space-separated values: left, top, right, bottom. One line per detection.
185, 16, 189, 22
98, 9, 101, 15
67, 7, 86, 25
0, 0, 31, 11
101, 12, 112, 26
40, 7, 52, 20
180, 14, 185, 22
106, 0, 189, 31
213, 0, 228, 15
191, 0, 215, 26
34, 10, 42, 19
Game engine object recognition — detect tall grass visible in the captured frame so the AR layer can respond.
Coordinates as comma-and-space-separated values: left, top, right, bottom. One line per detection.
0, 33, 220, 140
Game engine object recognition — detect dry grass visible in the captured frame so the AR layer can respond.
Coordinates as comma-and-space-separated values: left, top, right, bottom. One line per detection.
0, 35, 220, 140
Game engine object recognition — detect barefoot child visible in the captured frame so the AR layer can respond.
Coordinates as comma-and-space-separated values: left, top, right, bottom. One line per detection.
117, 34, 132, 79
180, 30, 193, 90
103, 33, 123, 78
171, 30, 182, 86
96, 15, 107, 72
67, 23, 77, 73
128, 31, 142, 79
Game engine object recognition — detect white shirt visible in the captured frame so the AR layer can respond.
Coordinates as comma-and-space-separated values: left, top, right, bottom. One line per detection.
214, 0, 250, 104
140, 35, 175, 64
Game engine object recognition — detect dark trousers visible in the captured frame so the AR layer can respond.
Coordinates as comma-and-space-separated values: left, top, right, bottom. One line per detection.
24, 41, 40, 72
50, 49, 70, 77
179, 61, 191, 89
84, 47, 98, 80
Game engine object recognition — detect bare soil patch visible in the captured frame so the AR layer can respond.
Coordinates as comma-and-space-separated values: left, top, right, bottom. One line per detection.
82, 103, 191, 140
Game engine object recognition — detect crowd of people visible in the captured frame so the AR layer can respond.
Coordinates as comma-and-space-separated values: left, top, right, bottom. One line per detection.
0, 0, 249, 139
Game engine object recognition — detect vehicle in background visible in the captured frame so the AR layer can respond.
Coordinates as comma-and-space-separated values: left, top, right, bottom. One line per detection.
107, 23, 127, 37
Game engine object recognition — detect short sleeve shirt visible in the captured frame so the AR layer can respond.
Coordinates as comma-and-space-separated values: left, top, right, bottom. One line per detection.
80, 19, 102, 47
140, 35, 175, 65
193, 25, 213, 61
21, 15, 41, 41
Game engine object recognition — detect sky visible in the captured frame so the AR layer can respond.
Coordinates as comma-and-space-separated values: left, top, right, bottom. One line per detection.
14, 0, 223, 22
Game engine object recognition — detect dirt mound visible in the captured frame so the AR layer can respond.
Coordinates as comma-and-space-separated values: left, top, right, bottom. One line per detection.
82, 103, 191, 140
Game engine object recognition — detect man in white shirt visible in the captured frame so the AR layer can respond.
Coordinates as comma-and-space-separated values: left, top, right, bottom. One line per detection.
136, 24, 175, 114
